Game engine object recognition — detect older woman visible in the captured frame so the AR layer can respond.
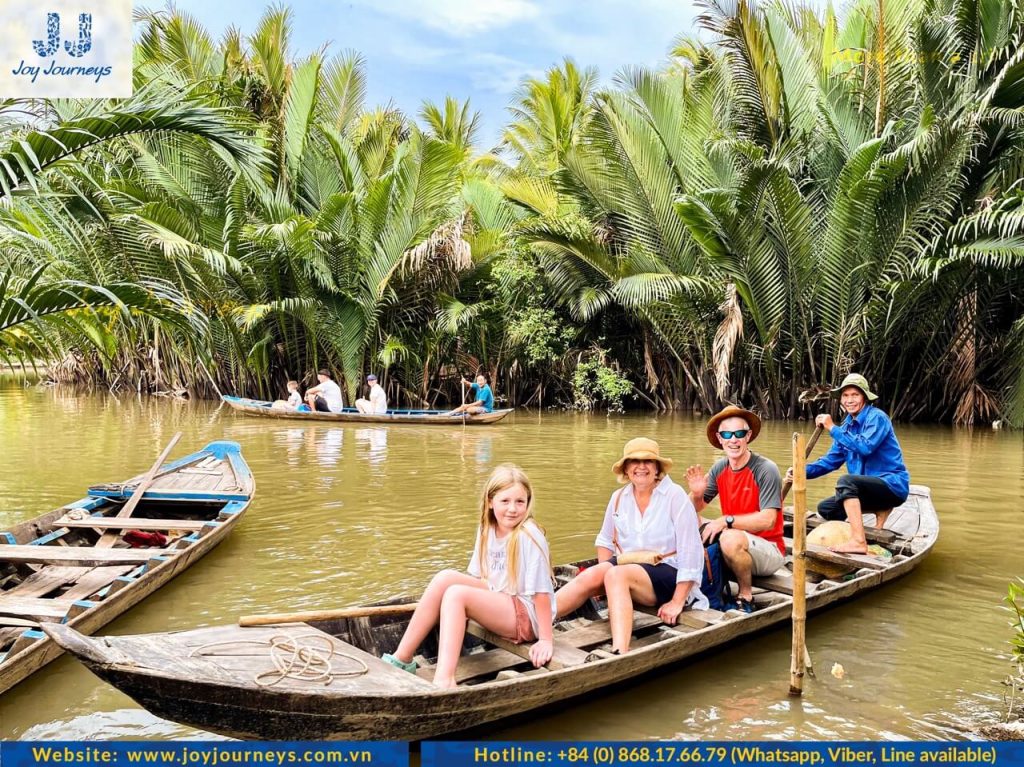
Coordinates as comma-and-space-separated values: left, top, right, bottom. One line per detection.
786, 373, 909, 554
555, 438, 707, 654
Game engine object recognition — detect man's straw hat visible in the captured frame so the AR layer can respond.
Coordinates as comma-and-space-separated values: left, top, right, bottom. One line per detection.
705, 406, 762, 448
612, 437, 673, 482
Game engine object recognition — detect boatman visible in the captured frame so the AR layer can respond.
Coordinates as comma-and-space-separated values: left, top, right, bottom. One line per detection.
447, 373, 495, 416
355, 373, 388, 414
305, 369, 345, 413
685, 406, 786, 614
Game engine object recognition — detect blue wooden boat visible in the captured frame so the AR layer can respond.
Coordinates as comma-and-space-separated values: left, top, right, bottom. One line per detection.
0, 440, 255, 694
221, 395, 513, 425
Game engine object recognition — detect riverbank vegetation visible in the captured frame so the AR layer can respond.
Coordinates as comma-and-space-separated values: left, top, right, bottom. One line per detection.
1, 0, 1022, 423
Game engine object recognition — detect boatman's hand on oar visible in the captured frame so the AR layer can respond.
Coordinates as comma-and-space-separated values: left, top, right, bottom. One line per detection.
815, 413, 835, 430
784, 466, 794, 483
530, 638, 553, 667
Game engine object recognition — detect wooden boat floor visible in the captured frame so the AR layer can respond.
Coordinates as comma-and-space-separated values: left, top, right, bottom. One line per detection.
92, 624, 433, 695
416, 611, 668, 685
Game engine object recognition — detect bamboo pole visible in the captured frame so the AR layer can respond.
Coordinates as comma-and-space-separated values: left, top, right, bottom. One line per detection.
789, 431, 809, 695
239, 603, 417, 627
782, 424, 824, 500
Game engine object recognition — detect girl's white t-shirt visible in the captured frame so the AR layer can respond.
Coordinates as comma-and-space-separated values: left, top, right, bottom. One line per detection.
467, 520, 556, 636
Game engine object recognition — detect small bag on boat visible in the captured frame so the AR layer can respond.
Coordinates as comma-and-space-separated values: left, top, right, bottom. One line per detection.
615, 549, 673, 566
700, 541, 735, 611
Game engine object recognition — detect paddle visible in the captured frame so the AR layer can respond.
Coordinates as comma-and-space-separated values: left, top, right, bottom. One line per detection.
781, 424, 824, 501
238, 603, 417, 627
96, 432, 182, 548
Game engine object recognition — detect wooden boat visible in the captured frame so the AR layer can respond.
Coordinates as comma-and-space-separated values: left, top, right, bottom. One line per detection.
221, 395, 513, 425
0, 440, 254, 694
44, 486, 936, 740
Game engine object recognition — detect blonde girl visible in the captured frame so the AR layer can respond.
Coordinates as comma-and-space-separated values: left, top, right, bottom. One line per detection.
383, 465, 556, 689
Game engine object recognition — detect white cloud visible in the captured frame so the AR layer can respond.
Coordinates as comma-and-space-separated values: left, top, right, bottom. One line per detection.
360, 0, 542, 37
464, 52, 543, 95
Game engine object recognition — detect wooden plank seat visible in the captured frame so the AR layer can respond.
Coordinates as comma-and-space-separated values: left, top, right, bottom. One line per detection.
783, 509, 898, 545
56, 516, 209, 532
0, 545, 172, 566
466, 621, 591, 669
0, 595, 76, 621
804, 543, 888, 571
753, 571, 815, 597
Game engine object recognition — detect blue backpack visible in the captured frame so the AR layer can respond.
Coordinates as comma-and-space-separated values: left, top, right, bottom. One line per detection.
701, 542, 735, 611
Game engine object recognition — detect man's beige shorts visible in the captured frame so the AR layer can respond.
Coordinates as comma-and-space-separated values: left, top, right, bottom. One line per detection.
744, 532, 786, 576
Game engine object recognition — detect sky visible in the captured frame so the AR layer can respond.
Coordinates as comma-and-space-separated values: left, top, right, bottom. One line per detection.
165, 0, 704, 148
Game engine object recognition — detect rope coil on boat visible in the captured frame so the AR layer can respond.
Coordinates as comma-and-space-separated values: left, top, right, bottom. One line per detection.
190, 634, 369, 687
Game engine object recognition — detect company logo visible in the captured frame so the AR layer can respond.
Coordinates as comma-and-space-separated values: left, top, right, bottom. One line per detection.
0, 0, 131, 98
34, 12, 93, 57
12, 12, 111, 84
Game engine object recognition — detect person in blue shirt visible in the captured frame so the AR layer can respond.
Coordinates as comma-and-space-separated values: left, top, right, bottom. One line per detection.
786, 373, 909, 555
448, 373, 495, 416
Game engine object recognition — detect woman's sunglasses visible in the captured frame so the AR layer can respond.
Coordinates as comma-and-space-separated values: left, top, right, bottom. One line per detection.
718, 429, 750, 439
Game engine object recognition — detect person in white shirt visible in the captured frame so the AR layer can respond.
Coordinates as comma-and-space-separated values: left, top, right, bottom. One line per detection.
355, 373, 388, 414
381, 464, 555, 688
304, 369, 344, 413
555, 437, 707, 653
272, 380, 304, 411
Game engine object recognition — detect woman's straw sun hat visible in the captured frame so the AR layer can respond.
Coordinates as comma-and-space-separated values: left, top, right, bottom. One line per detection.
612, 437, 673, 481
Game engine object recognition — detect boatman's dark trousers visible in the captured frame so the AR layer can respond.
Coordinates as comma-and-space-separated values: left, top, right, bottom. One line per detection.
817, 474, 905, 520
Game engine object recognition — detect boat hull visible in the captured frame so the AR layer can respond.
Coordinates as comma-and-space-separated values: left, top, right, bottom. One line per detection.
221, 396, 512, 425
45, 486, 936, 739
0, 441, 254, 694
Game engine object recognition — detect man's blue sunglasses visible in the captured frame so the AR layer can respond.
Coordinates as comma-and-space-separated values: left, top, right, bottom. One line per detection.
718, 429, 750, 439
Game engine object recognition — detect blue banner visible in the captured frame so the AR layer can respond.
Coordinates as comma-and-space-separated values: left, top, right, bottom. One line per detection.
0, 742, 407, 767
421, 742, 1024, 767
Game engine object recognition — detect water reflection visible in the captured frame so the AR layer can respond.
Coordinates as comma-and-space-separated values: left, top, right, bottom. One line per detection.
355, 427, 388, 467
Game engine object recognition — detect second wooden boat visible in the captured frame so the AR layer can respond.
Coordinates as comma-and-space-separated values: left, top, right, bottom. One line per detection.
221, 395, 513, 425
44, 486, 935, 739
0, 440, 255, 694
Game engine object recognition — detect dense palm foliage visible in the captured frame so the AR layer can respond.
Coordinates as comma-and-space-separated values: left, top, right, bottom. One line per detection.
1, 0, 1021, 424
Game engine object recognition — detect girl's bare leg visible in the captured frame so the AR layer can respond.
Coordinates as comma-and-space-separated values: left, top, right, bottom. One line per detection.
433, 587, 519, 689
392, 570, 482, 663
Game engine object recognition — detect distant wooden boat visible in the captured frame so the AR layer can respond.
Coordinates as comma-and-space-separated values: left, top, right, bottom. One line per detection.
1, 441, 254, 695
45, 487, 936, 741
221, 395, 513, 425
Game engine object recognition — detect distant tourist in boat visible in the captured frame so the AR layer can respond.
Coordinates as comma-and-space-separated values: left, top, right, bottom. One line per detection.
555, 438, 707, 654
447, 373, 494, 416
785, 373, 909, 555
355, 373, 388, 414
304, 369, 344, 413
382, 464, 555, 687
686, 406, 786, 614
271, 380, 304, 411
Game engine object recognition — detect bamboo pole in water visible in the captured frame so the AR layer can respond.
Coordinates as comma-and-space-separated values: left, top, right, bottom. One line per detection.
789, 431, 809, 695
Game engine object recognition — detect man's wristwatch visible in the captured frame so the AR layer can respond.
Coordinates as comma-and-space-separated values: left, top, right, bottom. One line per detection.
725, 515, 735, 529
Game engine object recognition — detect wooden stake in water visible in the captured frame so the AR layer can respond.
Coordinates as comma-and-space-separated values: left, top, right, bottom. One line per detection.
789, 431, 809, 696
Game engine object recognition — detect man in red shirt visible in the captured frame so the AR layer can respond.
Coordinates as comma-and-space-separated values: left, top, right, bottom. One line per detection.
687, 406, 785, 613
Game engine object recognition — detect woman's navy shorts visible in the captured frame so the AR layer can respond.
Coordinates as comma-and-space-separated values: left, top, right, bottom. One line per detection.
608, 557, 678, 605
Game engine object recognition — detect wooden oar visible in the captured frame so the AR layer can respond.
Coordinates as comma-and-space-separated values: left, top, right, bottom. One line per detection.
782, 424, 824, 501
96, 432, 182, 548
239, 602, 417, 627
